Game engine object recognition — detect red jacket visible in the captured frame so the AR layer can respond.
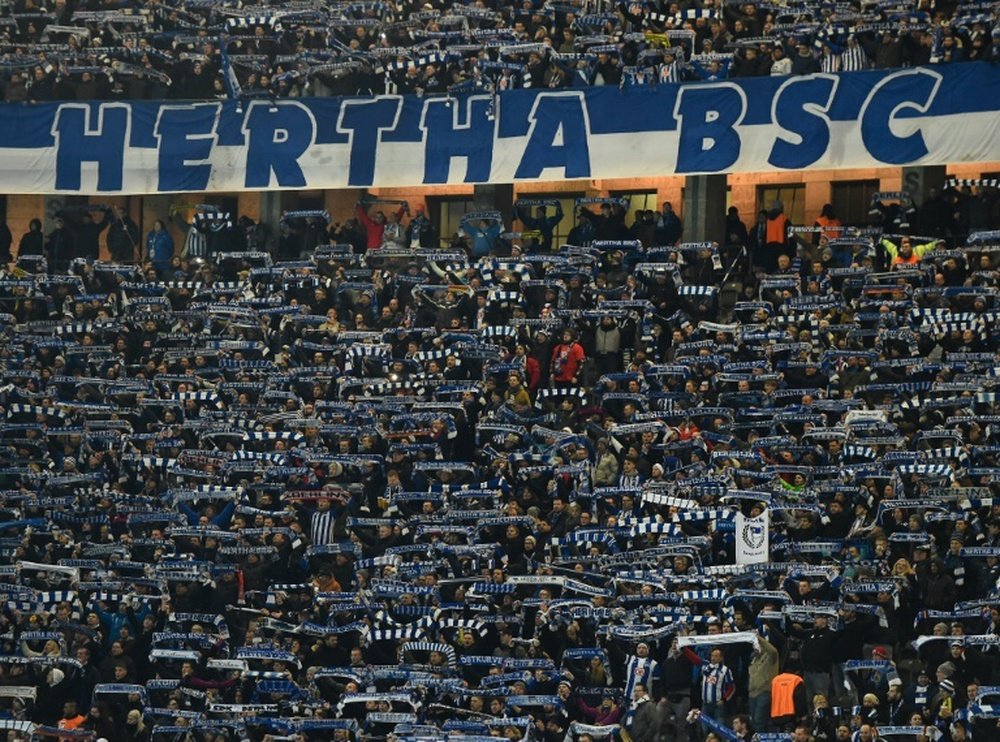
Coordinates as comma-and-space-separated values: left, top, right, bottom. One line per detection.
356, 204, 404, 250
524, 356, 541, 392
551, 341, 585, 383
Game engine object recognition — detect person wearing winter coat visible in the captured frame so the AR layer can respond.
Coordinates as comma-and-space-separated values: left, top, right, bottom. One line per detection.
45, 216, 75, 272
144, 219, 174, 277
18, 218, 44, 258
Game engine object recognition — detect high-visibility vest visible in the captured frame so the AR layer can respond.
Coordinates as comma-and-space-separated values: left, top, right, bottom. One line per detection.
765, 213, 789, 245
815, 215, 842, 241
892, 252, 920, 266
770, 672, 803, 717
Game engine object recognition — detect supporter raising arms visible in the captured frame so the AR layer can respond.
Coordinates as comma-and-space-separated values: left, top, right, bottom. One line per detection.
515, 200, 564, 252
0, 190, 996, 742
356, 199, 407, 251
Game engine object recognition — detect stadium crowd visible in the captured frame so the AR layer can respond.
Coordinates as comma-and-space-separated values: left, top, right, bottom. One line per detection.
0, 182, 997, 742
0, 0, 997, 102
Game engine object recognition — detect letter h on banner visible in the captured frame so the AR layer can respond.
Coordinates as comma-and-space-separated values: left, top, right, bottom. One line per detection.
420, 96, 494, 184
52, 104, 130, 192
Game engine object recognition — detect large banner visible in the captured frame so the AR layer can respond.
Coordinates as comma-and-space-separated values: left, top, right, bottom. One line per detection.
3, 63, 999, 195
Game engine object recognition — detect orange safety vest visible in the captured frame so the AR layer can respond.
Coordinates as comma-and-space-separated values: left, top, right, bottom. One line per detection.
765, 213, 789, 245
815, 215, 842, 241
892, 252, 920, 266
770, 672, 803, 717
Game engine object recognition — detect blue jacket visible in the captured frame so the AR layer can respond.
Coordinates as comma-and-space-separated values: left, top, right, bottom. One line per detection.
146, 229, 174, 268
463, 222, 502, 258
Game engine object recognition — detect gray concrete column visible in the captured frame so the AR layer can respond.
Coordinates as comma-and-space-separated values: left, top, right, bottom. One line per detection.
259, 191, 286, 231
682, 174, 728, 246
901, 165, 946, 211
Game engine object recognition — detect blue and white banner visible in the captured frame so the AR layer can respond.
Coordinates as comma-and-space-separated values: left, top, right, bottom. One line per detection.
7, 63, 1000, 194
735, 512, 769, 565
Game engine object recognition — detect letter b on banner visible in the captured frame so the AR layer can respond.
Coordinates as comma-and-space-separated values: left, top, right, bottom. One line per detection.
675, 85, 745, 173
735, 511, 769, 564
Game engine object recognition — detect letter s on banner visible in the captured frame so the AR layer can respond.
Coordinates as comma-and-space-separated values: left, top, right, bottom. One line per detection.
768, 74, 838, 170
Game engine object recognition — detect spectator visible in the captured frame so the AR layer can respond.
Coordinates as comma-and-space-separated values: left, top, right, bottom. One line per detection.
656, 201, 683, 246
68, 210, 109, 262
144, 219, 174, 277
356, 200, 405, 251
813, 204, 842, 245
106, 206, 140, 262
693, 647, 736, 719
749, 632, 780, 732
792, 43, 821, 75
627, 683, 666, 742
406, 205, 437, 249
462, 217, 502, 258
44, 215, 74, 273
550, 328, 586, 387
18, 217, 44, 258
56, 701, 85, 732
771, 669, 808, 731
0, 218, 11, 263
880, 234, 941, 268
771, 45, 792, 75
516, 202, 564, 252
593, 315, 622, 376
763, 199, 792, 269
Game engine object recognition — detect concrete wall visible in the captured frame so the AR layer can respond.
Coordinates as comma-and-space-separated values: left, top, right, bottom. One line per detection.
6, 160, 1000, 259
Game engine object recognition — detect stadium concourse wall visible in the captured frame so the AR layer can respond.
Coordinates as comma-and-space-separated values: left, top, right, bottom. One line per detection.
10, 163, 1000, 264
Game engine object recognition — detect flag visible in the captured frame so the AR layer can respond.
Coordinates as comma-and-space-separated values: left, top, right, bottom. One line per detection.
220, 44, 243, 100
735, 511, 768, 565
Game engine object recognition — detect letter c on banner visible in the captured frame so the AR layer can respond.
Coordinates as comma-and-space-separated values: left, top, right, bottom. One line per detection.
860, 68, 943, 164
674, 83, 746, 173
